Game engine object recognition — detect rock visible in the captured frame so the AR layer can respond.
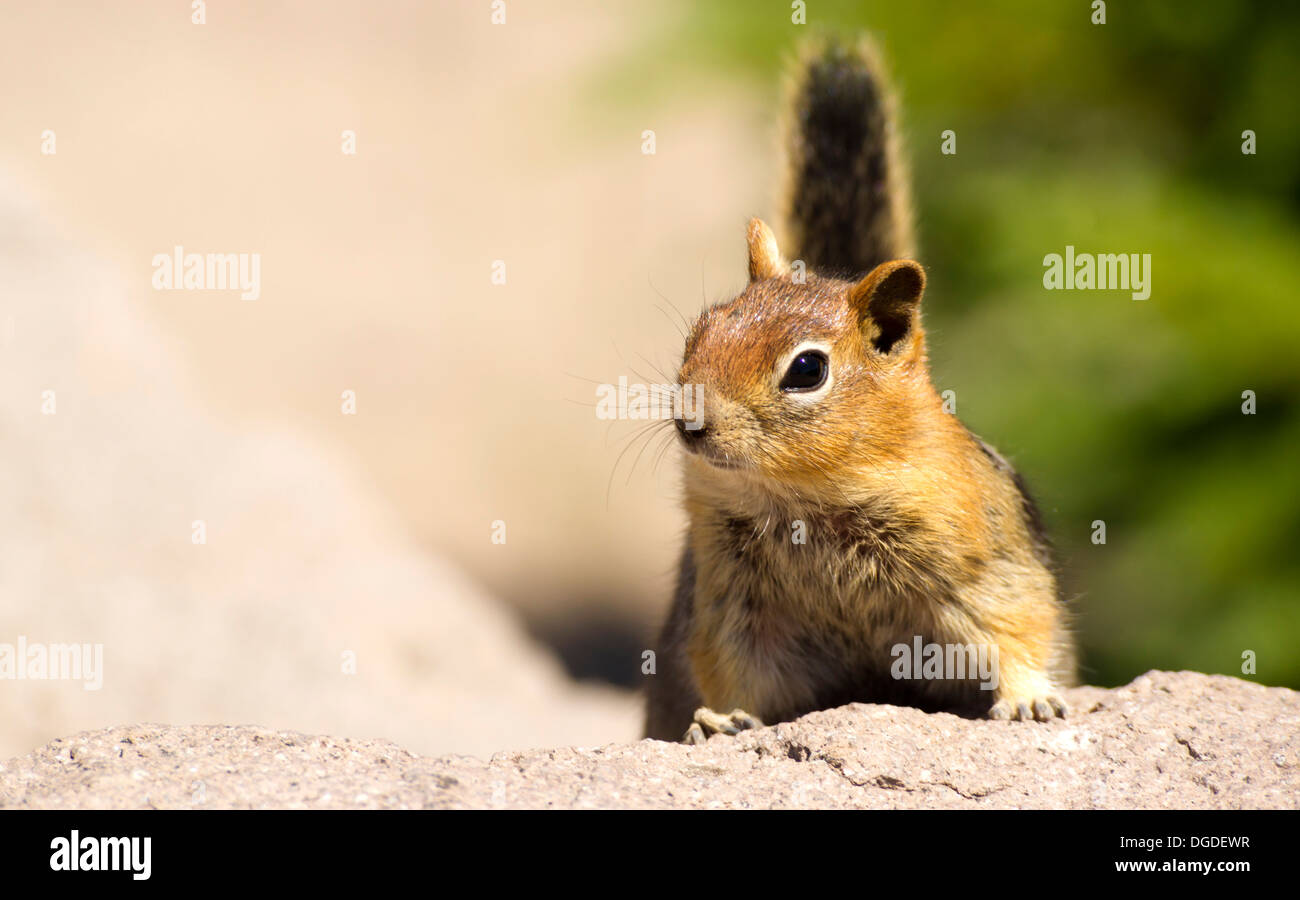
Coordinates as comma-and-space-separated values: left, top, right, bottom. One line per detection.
3, 671, 1295, 809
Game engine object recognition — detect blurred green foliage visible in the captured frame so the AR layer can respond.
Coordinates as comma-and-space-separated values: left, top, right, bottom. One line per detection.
604, 1, 1300, 687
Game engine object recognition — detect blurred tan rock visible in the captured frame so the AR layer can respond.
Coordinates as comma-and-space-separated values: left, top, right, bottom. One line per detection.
3, 672, 1294, 809
0, 1, 768, 641
0, 177, 639, 760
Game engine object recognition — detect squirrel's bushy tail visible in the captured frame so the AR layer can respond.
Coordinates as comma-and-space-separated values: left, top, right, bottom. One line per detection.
782, 35, 915, 278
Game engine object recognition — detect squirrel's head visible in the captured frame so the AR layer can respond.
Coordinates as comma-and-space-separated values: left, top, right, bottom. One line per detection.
675, 218, 936, 497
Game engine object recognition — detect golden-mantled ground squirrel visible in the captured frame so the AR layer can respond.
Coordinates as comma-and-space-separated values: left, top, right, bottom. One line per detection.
645, 35, 1075, 743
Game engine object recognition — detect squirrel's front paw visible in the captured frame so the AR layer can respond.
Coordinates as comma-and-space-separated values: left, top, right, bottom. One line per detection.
988, 694, 1068, 722
682, 707, 764, 744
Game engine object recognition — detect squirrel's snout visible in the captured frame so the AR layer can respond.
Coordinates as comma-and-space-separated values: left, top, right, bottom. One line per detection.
672, 389, 755, 470
675, 416, 709, 444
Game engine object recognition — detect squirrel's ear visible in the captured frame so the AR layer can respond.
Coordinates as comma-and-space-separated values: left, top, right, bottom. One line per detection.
746, 218, 788, 281
848, 259, 926, 354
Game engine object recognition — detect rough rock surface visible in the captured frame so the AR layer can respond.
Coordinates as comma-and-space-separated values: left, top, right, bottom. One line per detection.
3, 671, 1296, 809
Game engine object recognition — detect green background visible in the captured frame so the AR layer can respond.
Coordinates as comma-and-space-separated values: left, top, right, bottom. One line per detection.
602, 0, 1300, 688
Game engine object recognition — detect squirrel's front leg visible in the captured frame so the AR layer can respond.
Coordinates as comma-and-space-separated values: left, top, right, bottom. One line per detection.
985, 636, 1069, 721
681, 626, 777, 743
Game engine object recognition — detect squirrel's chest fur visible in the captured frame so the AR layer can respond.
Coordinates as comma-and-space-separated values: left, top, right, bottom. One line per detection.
684, 492, 999, 721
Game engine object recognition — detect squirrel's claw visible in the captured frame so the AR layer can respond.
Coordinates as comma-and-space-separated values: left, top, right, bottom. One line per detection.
989, 694, 1068, 722
682, 707, 764, 743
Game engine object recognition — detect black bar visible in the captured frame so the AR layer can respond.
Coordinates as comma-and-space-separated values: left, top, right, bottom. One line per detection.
0, 810, 1287, 885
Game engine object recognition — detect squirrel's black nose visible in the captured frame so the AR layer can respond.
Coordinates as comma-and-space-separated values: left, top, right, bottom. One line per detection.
676, 417, 708, 443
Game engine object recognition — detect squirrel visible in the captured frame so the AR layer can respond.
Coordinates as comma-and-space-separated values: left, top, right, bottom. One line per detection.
644, 35, 1075, 743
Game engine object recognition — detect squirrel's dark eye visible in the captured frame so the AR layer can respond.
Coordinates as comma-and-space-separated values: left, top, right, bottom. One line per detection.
780, 350, 829, 392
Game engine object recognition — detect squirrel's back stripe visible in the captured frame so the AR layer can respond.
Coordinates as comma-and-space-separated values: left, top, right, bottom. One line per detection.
782, 35, 915, 278
970, 432, 1059, 583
